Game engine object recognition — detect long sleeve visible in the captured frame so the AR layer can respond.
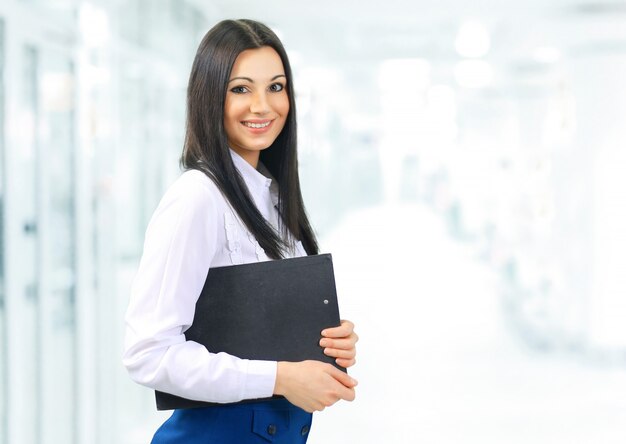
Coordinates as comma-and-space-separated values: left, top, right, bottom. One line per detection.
122, 172, 277, 403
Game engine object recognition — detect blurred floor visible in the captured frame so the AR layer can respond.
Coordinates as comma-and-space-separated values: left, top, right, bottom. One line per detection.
311, 203, 626, 444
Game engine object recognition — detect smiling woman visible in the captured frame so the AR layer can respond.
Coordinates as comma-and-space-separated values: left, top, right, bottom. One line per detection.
224, 46, 290, 166
122, 19, 358, 444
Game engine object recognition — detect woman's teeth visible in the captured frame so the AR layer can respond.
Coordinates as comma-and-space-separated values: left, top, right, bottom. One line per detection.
243, 121, 270, 128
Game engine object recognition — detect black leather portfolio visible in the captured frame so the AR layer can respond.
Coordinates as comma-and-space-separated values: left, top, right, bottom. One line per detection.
155, 253, 343, 410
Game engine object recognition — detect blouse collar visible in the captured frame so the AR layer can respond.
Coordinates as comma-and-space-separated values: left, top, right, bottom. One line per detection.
229, 149, 279, 207
229, 148, 272, 191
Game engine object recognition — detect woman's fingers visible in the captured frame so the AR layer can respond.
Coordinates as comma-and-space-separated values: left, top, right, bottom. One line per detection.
335, 357, 356, 368
326, 364, 358, 389
275, 361, 357, 412
325, 347, 357, 368
323, 346, 356, 359
321, 319, 359, 369
322, 320, 355, 339
319, 334, 358, 350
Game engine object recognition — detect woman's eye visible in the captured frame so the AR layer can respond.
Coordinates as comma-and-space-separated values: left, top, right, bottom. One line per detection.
269, 83, 285, 92
230, 86, 248, 94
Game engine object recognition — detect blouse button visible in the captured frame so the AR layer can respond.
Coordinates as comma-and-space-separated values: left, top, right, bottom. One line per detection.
267, 424, 277, 436
301, 425, 310, 435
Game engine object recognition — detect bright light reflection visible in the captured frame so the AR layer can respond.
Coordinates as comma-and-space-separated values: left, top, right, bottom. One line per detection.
455, 19, 490, 58
79, 3, 110, 47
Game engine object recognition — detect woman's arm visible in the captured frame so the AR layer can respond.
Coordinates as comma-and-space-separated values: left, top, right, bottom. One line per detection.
122, 173, 277, 403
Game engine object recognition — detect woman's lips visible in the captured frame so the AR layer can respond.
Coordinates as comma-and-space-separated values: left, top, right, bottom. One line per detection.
241, 119, 273, 133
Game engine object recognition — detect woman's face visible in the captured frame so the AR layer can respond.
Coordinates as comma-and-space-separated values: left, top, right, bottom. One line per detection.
224, 46, 289, 167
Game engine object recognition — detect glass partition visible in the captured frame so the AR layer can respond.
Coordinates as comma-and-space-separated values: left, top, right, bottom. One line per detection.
0, 17, 6, 444
8, 40, 78, 444
38, 50, 77, 444
8, 44, 40, 444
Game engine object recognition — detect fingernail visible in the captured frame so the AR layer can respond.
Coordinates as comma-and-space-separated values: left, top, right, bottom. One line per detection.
352, 378, 358, 385
320, 339, 329, 347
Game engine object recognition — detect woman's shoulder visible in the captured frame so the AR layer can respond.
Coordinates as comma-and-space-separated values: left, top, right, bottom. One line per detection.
170, 168, 222, 197
156, 169, 224, 215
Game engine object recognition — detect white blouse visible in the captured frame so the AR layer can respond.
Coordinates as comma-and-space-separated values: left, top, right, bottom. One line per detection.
122, 149, 306, 404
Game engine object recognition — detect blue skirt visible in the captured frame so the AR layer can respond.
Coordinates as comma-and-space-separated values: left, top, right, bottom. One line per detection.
151, 398, 313, 443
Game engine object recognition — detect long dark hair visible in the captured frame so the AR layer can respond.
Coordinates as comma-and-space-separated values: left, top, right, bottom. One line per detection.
181, 19, 318, 259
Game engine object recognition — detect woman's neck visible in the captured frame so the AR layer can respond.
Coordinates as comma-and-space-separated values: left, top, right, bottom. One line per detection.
230, 146, 260, 169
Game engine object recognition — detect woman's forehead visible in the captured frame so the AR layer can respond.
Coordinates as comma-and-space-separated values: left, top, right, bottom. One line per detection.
230, 46, 286, 81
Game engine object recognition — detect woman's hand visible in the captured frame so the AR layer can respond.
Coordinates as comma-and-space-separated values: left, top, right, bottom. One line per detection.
320, 320, 358, 368
274, 360, 357, 413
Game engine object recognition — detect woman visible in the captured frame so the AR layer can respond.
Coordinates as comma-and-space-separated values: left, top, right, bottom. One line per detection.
123, 19, 358, 443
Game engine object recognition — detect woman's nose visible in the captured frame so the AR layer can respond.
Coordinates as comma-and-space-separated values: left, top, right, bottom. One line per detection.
250, 92, 270, 114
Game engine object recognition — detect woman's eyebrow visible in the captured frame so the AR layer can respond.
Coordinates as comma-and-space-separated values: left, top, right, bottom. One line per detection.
228, 74, 286, 83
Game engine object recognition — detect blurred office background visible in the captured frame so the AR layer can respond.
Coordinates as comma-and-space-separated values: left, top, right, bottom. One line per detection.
1, 0, 625, 443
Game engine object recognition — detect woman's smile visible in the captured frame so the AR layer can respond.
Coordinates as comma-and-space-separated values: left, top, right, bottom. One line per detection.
241, 119, 273, 131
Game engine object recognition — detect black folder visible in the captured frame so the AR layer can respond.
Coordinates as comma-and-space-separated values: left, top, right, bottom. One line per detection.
155, 253, 343, 410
